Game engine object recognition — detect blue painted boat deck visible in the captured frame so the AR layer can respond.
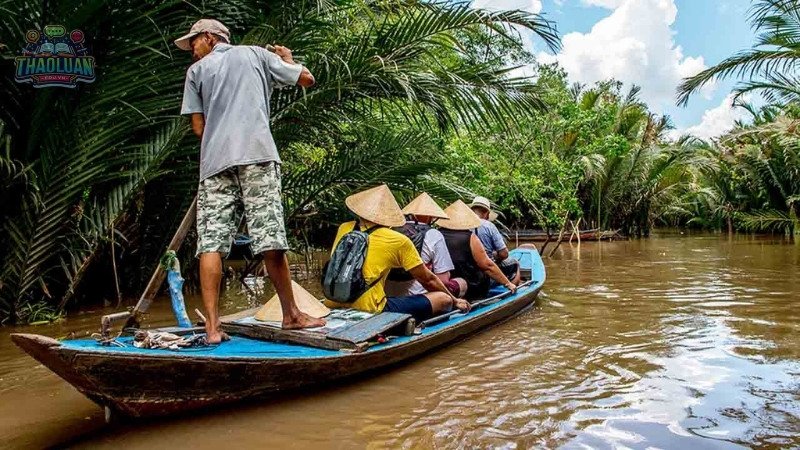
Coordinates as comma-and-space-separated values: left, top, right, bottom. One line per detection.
60, 249, 545, 360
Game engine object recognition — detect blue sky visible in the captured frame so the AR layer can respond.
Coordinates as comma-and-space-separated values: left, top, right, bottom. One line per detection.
474, 0, 758, 139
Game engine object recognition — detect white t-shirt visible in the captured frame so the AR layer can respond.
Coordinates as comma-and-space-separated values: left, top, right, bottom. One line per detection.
407, 228, 454, 295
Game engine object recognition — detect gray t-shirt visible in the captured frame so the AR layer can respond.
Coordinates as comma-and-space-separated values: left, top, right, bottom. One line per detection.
180, 43, 303, 180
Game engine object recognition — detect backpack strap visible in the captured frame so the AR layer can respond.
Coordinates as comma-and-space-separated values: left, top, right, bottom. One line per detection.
365, 274, 382, 289
362, 224, 382, 234
360, 224, 383, 290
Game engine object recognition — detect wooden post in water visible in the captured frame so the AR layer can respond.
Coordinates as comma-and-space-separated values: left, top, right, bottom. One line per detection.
547, 213, 570, 258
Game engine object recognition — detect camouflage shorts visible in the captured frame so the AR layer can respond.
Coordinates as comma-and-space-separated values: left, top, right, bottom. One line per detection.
196, 162, 288, 256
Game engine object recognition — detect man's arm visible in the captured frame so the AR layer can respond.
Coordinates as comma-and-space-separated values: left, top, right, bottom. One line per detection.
191, 113, 205, 138
408, 265, 469, 312
297, 67, 315, 88
489, 222, 509, 261
471, 234, 515, 291
408, 264, 450, 297
496, 247, 509, 261
435, 271, 451, 284
273, 45, 315, 88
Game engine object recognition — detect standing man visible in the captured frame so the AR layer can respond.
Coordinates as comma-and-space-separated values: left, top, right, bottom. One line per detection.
176, 19, 324, 342
469, 196, 521, 285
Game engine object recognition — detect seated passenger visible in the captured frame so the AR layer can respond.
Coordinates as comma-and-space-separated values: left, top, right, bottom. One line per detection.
469, 196, 521, 285
438, 200, 517, 300
385, 192, 467, 298
324, 185, 470, 322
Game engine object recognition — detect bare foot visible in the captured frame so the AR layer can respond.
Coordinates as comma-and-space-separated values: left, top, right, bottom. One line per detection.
206, 329, 230, 344
282, 312, 326, 329
206, 330, 224, 344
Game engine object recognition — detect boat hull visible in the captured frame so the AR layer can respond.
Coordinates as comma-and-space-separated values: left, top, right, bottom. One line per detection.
11, 287, 539, 417
12, 247, 545, 418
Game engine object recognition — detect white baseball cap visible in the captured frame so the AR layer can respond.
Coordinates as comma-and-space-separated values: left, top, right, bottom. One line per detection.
469, 196, 499, 221
174, 19, 230, 51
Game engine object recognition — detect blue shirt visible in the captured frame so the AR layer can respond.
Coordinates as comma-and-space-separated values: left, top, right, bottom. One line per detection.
475, 218, 507, 257
180, 43, 303, 180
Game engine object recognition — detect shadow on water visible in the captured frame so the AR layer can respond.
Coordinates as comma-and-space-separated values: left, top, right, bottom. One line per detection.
1, 231, 799, 449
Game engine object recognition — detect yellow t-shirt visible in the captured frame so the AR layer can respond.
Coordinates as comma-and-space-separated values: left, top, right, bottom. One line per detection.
324, 221, 424, 313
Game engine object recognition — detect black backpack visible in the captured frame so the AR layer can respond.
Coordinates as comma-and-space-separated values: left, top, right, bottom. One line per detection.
321, 225, 381, 303
387, 222, 430, 282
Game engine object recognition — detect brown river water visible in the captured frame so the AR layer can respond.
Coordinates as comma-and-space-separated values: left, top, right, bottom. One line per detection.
1, 232, 798, 449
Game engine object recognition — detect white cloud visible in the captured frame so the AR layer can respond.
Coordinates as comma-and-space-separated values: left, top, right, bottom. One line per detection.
472, 0, 542, 14
671, 94, 748, 141
581, 0, 624, 8
537, 0, 714, 111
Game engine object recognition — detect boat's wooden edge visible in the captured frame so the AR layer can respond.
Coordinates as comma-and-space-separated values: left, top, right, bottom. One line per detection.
10, 333, 62, 352
9, 333, 99, 399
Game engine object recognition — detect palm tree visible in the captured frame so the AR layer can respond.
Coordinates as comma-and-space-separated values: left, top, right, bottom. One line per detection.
677, 0, 800, 105
0, 0, 560, 322
724, 111, 800, 234
573, 84, 700, 236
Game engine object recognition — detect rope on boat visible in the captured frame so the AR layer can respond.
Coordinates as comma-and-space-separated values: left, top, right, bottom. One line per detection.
132, 330, 209, 350
91, 332, 127, 347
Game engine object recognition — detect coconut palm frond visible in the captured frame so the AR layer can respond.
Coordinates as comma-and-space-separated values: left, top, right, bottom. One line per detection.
737, 209, 796, 233
733, 72, 800, 105
0, 0, 562, 322
677, 0, 800, 106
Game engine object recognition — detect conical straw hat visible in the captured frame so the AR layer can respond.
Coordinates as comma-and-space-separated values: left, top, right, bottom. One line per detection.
402, 192, 449, 219
254, 280, 330, 322
345, 184, 405, 227
437, 200, 482, 230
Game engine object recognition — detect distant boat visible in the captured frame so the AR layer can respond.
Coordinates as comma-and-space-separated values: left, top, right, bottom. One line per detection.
507, 228, 622, 242
11, 248, 546, 419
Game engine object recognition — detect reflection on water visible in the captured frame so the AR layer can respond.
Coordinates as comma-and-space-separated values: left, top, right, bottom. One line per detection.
1, 232, 799, 449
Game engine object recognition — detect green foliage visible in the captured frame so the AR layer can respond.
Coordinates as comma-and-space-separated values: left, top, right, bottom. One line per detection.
444, 65, 687, 237
675, 1, 800, 235
0, 0, 559, 322
15, 301, 64, 326
669, 104, 800, 235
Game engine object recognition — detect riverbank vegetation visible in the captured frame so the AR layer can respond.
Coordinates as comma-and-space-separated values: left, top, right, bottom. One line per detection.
0, 0, 798, 323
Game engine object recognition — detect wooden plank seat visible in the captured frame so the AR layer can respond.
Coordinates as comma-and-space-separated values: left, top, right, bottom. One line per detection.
326, 312, 413, 343
219, 308, 413, 353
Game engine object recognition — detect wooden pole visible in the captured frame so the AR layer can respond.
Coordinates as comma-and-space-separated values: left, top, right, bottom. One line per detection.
420, 280, 534, 328
100, 196, 197, 336
111, 224, 122, 308
131, 196, 197, 316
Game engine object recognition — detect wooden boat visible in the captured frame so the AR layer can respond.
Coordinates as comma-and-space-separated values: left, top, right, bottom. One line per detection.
508, 228, 623, 242
11, 248, 545, 418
